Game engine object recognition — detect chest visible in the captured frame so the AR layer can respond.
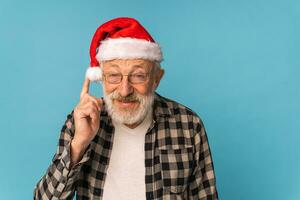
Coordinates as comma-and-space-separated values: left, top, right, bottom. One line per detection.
79, 122, 195, 199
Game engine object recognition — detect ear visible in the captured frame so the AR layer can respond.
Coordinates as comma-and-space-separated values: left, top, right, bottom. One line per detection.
153, 68, 165, 90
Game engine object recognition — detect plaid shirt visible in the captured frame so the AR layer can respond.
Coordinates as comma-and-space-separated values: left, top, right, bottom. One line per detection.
34, 93, 218, 200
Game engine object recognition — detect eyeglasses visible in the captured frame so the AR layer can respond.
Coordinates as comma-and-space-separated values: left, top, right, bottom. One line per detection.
103, 72, 150, 84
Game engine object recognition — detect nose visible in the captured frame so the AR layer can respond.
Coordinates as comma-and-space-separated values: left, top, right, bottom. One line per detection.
118, 76, 133, 97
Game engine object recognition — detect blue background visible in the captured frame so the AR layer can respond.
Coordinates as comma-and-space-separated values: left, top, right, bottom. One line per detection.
0, 0, 299, 199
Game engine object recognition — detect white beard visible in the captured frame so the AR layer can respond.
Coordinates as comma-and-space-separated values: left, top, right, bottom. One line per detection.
103, 90, 154, 125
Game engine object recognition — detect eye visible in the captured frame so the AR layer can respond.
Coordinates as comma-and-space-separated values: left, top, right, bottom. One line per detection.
135, 73, 145, 77
129, 73, 148, 84
106, 73, 122, 83
108, 73, 121, 78
132, 73, 146, 79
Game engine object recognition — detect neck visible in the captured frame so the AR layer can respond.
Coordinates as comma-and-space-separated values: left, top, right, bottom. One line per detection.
124, 122, 142, 129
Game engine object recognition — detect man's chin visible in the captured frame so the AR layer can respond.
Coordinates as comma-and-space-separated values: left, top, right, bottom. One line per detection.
104, 92, 154, 125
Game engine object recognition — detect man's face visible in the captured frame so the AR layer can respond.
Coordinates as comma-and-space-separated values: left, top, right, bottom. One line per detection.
102, 59, 164, 126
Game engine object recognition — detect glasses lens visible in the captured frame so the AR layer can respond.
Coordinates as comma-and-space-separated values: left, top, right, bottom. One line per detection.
130, 73, 148, 84
107, 74, 122, 84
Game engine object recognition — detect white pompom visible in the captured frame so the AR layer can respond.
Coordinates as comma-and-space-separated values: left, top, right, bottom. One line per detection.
85, 66, 102, 82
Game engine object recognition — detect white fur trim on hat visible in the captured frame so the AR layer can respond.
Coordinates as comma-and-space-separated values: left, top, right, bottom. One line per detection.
85, 66, 102, 82
96, 38, 163, 62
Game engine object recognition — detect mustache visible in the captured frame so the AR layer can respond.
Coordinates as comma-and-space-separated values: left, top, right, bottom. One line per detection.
110, 92, 140, 102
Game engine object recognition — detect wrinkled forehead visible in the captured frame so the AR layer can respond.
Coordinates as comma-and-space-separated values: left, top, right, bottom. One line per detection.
102, 59, 154, 72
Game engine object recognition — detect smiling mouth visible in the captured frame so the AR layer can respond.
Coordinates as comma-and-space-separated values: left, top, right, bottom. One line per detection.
114, 99, 139, 108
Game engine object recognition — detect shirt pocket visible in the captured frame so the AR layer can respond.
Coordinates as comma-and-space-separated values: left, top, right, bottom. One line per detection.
159, 145, 194, 194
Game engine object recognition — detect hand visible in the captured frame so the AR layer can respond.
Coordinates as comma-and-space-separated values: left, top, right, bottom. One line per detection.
72, 78, 103, 152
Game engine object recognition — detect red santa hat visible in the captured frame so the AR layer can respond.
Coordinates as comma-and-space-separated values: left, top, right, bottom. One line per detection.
86, 17, 163, 82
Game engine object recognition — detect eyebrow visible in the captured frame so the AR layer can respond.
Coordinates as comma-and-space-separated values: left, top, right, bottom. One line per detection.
106, 64, 149, 72
132, 65, 148, 70
108, 64, 120, 68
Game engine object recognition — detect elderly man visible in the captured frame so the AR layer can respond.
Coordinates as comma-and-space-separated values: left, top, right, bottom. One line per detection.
34, 17, 218, 200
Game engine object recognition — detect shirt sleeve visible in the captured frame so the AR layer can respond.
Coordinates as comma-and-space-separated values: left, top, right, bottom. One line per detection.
188, 117, 218, 200
33, 110, 92, 200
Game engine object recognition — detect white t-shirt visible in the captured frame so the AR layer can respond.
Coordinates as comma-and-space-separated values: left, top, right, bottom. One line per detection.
102, 111, 153, 200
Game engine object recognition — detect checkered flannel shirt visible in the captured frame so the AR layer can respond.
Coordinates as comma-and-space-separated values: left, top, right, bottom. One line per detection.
34, 93, 218, 200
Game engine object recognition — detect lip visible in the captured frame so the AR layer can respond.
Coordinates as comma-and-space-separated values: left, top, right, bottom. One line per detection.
114, 100, 139, 109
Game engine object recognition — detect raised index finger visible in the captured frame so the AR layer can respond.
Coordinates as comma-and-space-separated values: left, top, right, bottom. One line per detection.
80, 78, 90, 99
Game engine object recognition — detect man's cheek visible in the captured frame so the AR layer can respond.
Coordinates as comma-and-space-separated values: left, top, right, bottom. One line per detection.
102, 84, 115, 95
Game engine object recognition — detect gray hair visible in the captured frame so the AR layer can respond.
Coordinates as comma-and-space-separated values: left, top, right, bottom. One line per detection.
151, 61, 162, 74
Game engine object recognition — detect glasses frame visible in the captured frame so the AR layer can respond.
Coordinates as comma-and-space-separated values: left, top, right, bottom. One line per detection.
102, 72, 151, 84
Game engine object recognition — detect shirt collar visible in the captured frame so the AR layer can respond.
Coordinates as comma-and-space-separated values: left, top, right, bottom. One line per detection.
152, 92, 172, 120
